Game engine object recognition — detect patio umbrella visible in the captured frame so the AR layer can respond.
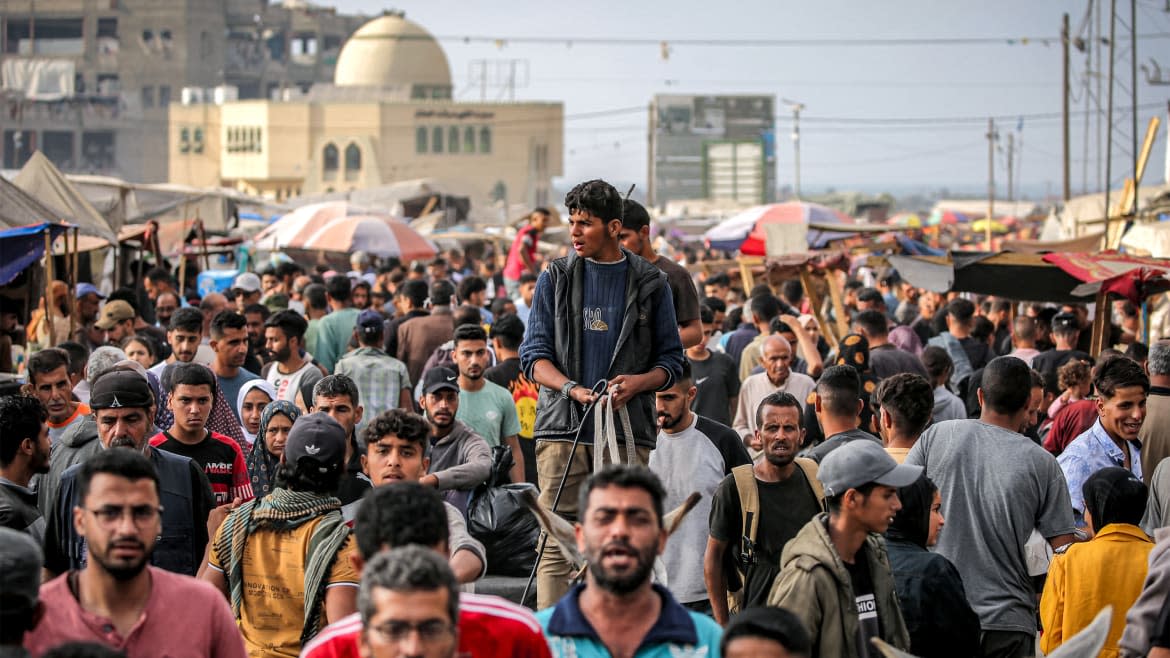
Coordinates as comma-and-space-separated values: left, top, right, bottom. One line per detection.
971, 219, 1009, 234
887, 212, 922, 228
293, 214, 437, 261
253, 201, 350, 249
926, 209, 972, 226
703, 202, 852, 254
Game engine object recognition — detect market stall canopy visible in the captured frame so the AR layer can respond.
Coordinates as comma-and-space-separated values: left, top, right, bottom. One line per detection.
0, 223, 72, 286
704, 202, 853, 253
0, 175, 61, 229
1041, 252, 1170, 303
932, 199, 1043, 219
254, 202, 351, 249
1059, 183, 1170, 232
1002, 232, 1104, 254
887, 252, 1087, 303
12, 152, 117, 242
288, 178, 471, 226
1120, 222, 1170, 257
289, 214, 437, 261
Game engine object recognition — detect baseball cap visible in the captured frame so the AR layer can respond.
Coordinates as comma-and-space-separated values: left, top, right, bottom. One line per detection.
90, 369, 155, 410
233, 272, 262, 294
422, 366, 459, 395
94, 300, 135, 330
818, 440, 922, 498
264, 293, 290, 311
284, 412, 347, 475
356, 309, 385, 334
0, 527, 43, 607
1052, 312, 1079, 332
76, 282, 106, 300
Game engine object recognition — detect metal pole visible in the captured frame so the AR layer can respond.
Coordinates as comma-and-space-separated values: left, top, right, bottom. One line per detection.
1062, 12, 1072, 202
1105, 0, 1117, 239
792, 105, 802, 199
987, 118, 996, 250
43, 229, 54, 347
1131, 0, 1139, 218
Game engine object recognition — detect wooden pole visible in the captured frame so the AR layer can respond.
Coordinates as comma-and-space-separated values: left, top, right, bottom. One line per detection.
825, 270, 850, 341
799, 267, 836, 348
68, 227, 78, 338
43, 229, 55, 347
1062, 13, 1072, 202
1090, 288, 1109, 357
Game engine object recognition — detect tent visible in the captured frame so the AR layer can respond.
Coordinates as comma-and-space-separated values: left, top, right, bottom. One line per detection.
703, 202, 854, 253
0, 223, 72, 286
1120, 222, 1170, 258
0, 175, 62, 230
12, 152, 116, 242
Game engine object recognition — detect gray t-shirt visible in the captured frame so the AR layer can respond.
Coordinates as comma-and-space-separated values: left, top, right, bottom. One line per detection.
648, 414, 751, 604
905, 419, 1076, 634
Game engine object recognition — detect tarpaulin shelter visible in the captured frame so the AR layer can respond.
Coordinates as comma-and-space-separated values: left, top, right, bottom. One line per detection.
704, 202, 854, 253
0, 175, 62, 230
12, 152, 117, 242
0, 223, 72, 285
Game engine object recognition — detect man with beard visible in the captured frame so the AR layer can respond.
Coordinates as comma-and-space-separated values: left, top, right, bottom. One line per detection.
265, 310, 324, 403
149, 308, 214, 378
705, 392, 824, 625
26, 449, 245, 657
452, 324, 524, 484
209, 311, 260, 424
418, 367, 491, 516
312, 375, 373, 513
537, 465, 722, 656
0, 395, 50, 539
733, 336, 816, 451
154, 291, 179, 330
648, 362, 750, 613
241, 303, 269, 372
27, 348, 90, 444
43, 368, 216, 577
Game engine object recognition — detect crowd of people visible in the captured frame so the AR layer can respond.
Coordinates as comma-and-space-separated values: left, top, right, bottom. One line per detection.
3, 177, 1170, 658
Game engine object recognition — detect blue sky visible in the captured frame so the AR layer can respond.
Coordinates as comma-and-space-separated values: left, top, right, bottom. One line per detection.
334, 0, 1170, 199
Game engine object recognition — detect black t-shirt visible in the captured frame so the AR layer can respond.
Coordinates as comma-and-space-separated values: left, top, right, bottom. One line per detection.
1031, 349, 1093, 389
689, 351, 740, 427
654, 255, 701, 326
152, 431, 243, 506
709, 466, 821, 608
958, 336, 992, 371
485, 357, 539, 486
845, 545, 880, 658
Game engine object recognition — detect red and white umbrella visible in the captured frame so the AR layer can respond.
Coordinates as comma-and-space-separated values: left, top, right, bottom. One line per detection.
253, 201, 350, 248
292, 214, 437, 261
704, 202, 853, 254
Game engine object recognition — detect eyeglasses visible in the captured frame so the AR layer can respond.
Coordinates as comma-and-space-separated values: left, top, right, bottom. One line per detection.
86, 505, 164, 527
369, 619, 454, 645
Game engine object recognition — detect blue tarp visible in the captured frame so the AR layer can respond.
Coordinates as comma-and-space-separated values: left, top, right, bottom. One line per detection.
894, 234, 945, 257
0, 223, 71, 286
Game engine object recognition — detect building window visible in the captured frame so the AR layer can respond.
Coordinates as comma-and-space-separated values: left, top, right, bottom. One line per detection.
81, 131, 116, 171
159, 85, 171, 108
491, 181, 507, 203
448, 127, 460, 154
432, 127, 443, 153
179, 127, 190, 153
479, 126, 492, 153
141, 86, 154, 108
193, 128, 204, 154
345, 144, 361, 181
323, 143, 339, 179
464, 127, 475, 153
416, 127, 428, 153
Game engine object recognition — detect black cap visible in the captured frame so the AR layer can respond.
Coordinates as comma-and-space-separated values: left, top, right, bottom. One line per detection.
356, 309, 385, 333
90, 370, 154, 410
422, 366, 459, 395
1052, 312, 1079, 332
284, 412, 347, 475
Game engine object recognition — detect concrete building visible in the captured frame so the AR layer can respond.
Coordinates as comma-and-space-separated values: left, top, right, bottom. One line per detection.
649, 94, 777, 207
168, 11, 563, 208
0, 0, 365, 181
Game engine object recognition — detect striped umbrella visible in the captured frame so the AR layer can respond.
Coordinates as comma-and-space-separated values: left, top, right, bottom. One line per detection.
253, 201, 350, 248
704, 202, 853, 255
292, 214, 437, 261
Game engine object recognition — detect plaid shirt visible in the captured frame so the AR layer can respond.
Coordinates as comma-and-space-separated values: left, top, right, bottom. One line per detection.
335, 347, 412, 431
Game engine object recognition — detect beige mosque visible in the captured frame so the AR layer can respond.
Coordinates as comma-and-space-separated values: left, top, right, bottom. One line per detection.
168, 11, 563, 207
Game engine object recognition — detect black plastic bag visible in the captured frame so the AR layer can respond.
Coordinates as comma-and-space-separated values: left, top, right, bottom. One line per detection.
467, 445, 540, 577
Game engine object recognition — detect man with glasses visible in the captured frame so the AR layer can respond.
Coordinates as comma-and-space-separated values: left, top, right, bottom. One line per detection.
43, 368, 216, 578
26, 448, 246, 657
355, 546, 462, 658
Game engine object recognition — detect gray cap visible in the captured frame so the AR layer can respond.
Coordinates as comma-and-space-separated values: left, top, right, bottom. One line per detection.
0, 527, 43, 606
817, 440, 922, 497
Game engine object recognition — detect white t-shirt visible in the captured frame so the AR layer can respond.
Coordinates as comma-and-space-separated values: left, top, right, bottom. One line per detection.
267, 360, 322, 403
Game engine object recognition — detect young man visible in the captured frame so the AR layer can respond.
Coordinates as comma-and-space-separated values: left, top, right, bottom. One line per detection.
304, 283, 329, 359
209, 310, 260, 423
704, 273, 732, 304
154, 291, 180, 330
356, 411, 486, 583
312, 375, 372, 509
721, 606, 812, 658
202, 412, 359, 656
452, 324, 524, 484
519, 179, 685, 608
768, 439, 918, 657
264, 309, 324, 403
27, 449, 246, 657
619, 198, 702, 349
149, 307, 213, 378
459, 275, 494, 324
1032, 312, 1093, 390
335, 309, 412, 434
504, 207, 551, 298
398, 279, 456, 386
315, 275, 361, 374
231, 271, 263, 312
733, 336, 816, 450
649, 361, 751, 612
1058, 356, 1147, 526
485, 314, 539, 485
928, 298, 992, 387
853, 310, 929, 381
241, 302, 269, 371
27, 347, 90, 443
687, 305, 740, 427
384, 279, 429, 358
44, 368, 216, 578
706, 392, 823, 624
872, 373, 935, 463
802, 365, 882, 464
1007, 315, 1042, 365
94, 299, 136, 346
0, 395, 49, 540
907, 356, 1077, 657
417, 367, 491, 516
514, 272, 538, 328
1140, 341, 1170, 482
150, 363, 253, 506
537, 465, 722, 656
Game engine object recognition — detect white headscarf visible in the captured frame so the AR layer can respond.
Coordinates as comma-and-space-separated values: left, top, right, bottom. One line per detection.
237, 379, 277, 448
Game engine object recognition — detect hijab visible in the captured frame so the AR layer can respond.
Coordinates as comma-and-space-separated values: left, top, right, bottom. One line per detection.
887, 474, 937, 549
237, 379, 277, 448
1082, 466, 1147, 534
245, 400, 301, 498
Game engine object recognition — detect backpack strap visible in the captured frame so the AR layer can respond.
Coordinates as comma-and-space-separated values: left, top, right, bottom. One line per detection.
794, 457, 825, 507
731, 464, 760, 560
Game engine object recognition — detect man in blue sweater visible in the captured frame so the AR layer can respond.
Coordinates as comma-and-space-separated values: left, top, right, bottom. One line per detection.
520, 178, 685, 609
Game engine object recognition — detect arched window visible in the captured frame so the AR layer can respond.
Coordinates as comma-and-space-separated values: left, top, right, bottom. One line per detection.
464, 127, 475, 153
491, 180, 507, 203
448, 126, 460, 153
344, 143, 361, 181
432, 127, 443, 153
323, 143, 338, 178
416, 127, 428, 153
479, 126, 492, 153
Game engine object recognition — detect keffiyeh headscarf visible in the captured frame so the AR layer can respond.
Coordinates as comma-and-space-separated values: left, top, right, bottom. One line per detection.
237, 379, 277, 448
246, 401, 301, 497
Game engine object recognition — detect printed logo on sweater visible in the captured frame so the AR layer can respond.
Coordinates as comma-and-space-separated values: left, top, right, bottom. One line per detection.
584, 308, 609, 332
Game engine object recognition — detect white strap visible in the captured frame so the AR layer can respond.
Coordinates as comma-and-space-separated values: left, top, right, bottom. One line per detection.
593, 395, 637, 472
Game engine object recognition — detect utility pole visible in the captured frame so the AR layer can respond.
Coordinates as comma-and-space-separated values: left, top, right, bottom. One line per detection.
1131, 0, 1139, 218
782, 98, 805, 199
987, 118, 996, 250
1062, 12, 1071, 202
1006, 132, 1015, 203
1105, 0, 1117, 235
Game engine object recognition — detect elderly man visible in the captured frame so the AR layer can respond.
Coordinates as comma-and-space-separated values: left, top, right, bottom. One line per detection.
733, 335, 816, 451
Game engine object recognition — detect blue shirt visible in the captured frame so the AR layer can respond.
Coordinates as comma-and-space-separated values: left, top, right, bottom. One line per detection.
537, 583, 722, 658
1057, 419, 1142, 526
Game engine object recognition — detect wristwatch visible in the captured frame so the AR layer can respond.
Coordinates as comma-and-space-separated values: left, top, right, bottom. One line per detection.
561, 380, 578, 400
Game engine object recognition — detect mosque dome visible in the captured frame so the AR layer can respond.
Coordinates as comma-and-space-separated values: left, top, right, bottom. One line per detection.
333, 12, 452, 95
